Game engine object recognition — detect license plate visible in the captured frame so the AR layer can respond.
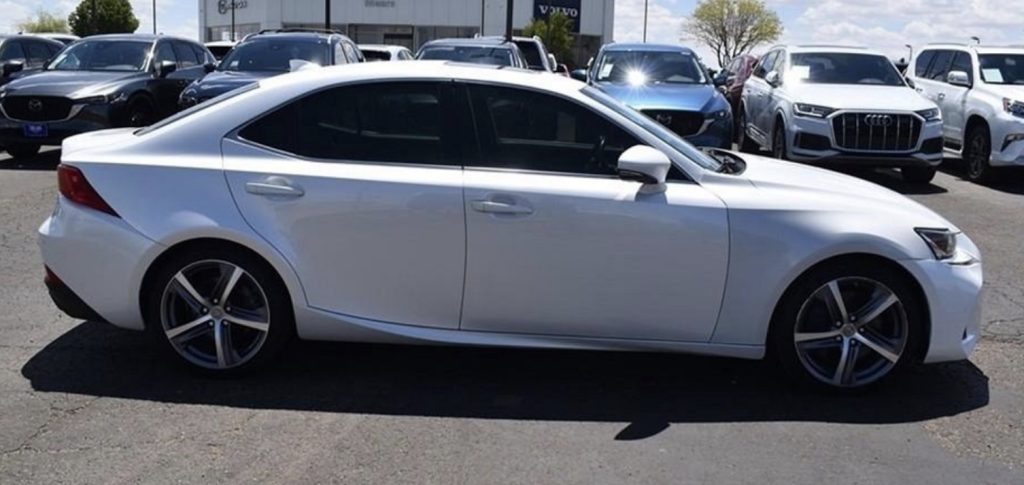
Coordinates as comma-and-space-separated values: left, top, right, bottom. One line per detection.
23, 123, 48, 138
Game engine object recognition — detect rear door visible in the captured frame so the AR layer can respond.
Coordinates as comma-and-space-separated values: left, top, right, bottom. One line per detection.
223, 81, 466, 329
744, 50, 778, 143
458, 83, 729, 341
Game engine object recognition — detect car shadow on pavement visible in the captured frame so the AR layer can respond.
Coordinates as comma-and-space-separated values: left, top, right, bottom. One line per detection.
22, 321, 990, 439
0, 149, 61, 171
936, 158, 1024, 196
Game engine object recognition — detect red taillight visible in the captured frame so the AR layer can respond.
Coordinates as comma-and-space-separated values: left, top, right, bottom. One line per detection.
57, 164, 118, 217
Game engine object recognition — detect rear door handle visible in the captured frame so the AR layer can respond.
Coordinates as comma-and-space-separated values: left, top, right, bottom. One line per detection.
471, 200, 533, 215
937, 93, 946, 100
245, 176, 304, 197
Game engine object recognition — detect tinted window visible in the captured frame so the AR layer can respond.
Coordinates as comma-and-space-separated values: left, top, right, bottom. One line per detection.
950, 51, 973, 84
594, 50, 707, 85
219, 39, 330, 72
925, 50, 953, 81
190, 43, 211, 64
417, 45, 515, 66
47, 40, 150, 71
154, 42, 176, 66
979, 54, 1024, 85
753, 51, 778, 78
173, 41, 199, 67
914, 50, 935, 77
789, 53, 904, 86
342, 41, 361, 63
26, 42, 53, 67
0, 41, 25, 62
240, 82, 447, 165
467, 84, 640, 176
514, 40, 544, 69
363, 50, 391, 62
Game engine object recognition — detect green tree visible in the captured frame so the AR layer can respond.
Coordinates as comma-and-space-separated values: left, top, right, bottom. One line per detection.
523, 11, 575, 66
17, 10, 70, 33
68, 0, 139, 37
684, 0, 782, 68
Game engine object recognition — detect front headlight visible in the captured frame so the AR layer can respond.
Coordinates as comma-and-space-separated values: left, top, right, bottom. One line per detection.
916, 108, 941, 121
74, 92, 128, 105
1003, 98, 1024, 117
793, 103, 835, 118
915, 228, 957, 260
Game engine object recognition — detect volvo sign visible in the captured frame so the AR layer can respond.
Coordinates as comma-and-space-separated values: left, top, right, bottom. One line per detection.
534, 0, 581, 33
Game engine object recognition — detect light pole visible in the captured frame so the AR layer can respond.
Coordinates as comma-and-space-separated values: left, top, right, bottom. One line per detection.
325, 0, 331, 31
230, 1, 236, 41
643, 0, 649, 42
152, 0, 157, 34
505, 0, 514, 41
481, 0, 486, 36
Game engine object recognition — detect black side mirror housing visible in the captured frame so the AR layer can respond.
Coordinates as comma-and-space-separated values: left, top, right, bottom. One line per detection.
2, 61, 24, 78
155, 60, 177, 78
570, 69, 588, 82
203, 62, 216, 73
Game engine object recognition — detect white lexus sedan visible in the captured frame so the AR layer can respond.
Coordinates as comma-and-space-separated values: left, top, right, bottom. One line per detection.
39, 62, 982, 390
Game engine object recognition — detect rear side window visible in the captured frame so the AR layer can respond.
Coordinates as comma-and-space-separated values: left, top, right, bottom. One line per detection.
914, 50, 935, 77
239, 82, 448, 165
466, 84, 640, 176
25, 42, 53, 67
925, 50, 953, 81
0, 41, 25, 62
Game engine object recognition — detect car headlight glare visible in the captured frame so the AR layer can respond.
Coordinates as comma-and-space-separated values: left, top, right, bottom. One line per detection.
75, 92, 128, 105
793, 103, 835, 118
915, 228, 957, 260
916, 108, 941, 121
1003, 98, 1024, 117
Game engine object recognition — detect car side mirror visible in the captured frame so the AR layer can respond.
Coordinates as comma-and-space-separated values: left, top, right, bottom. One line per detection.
570, 69, 588, 82
617, 145, 671, 191
2, 61, 24, 78
155, 60, 177, 78
203, 62, 215, 73
713, 71, 729, 87
765, 70, 781, 87
947, 70, 971, 88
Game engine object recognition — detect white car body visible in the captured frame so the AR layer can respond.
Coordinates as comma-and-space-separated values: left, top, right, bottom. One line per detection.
742, 46, 943, 170
39, 62, 981, 386
908, 44, 1024, 168
357, 44, 413, 62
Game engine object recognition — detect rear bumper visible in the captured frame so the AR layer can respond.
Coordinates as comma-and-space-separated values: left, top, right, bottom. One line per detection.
44, 268, 106, 322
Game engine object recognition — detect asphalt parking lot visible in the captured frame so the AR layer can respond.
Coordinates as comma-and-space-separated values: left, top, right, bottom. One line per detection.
0, 148, 1021, 483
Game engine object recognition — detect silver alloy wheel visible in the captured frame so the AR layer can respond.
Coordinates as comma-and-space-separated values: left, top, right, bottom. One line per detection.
160, 259, 271, 370
793, 277, 909, 387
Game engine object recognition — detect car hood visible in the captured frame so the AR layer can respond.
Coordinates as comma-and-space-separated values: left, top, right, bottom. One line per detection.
595, 82, 723, 112
788, 84, 935, 111
187, 70, 278, 98
726, 153, 957, 231
0, 70, 147, 98
985, 84, 1024, 101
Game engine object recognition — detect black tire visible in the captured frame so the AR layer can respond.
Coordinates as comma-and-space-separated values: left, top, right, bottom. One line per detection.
737, 108, 759, 153
769, 259, 924, 392
6, 143, 40, 159
901, 166, 937, 184
771, 121, 787, 160
124, 97, 156, 128
143, 245, 294, 375
964, 124, 993, 183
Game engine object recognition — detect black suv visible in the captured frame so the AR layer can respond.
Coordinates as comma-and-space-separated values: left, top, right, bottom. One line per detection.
0, 34, 214, 159
0, 34, 65, 88
180, 29, 364, 108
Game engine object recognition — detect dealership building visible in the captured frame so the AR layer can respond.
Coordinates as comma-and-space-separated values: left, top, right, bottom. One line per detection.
199, 0, 615, 66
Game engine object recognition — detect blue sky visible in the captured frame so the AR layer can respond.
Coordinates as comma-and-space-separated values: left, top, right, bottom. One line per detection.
4, 1, 1022, 66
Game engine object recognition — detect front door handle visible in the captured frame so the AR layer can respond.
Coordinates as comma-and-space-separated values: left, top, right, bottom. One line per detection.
245, 176, 304, 197
471, 200, 533, 215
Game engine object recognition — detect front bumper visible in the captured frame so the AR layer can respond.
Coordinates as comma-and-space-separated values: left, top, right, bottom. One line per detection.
988, 113, 1024, 167
38, 196, 162, 330
787, 113, 943, 167
0, 103, 121, 146
684, 116, 733, 149
900, 235, 983, 363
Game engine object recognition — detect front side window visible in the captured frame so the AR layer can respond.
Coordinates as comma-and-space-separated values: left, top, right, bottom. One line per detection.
949, 51, 973, 84
47, 40, 151, 71
593, 50, 708, 85
0, 41, 26, 62
154, 42, 176, 67
239, 82, 447, 165
467, 84, 640, 176
417, 45, 514, 66
979, 54, 1024, 85
788, 53, 905, 86
219, 39, 330, 72
173, 41, 200, 67
753, 50, 778, 78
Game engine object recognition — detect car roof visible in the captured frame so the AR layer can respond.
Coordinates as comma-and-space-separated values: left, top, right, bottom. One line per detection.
81, 33, 196, 44
784, 45, 886, 56
421, 37, 515, 48
603, 43, 696, 54
242, 33, 331, 43
920, 43, 1024, 54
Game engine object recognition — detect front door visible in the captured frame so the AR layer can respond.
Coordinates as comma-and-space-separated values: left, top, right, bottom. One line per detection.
223, 81, 466, 329
458, 83, 730, 341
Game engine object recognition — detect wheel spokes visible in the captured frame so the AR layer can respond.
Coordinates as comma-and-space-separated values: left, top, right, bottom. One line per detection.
217, 266, 244, 304
853, 331, 901, 363
223, 314, 269, 333
166, 314, 212, 341
794, 329, 842, 343
174, 272, 209, 309
824, 281, 849, 323
852, 289, 898, 327
214, 321, 230, 368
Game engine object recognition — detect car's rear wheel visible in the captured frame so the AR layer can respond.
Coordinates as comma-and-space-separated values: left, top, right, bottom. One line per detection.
901, 166, 936, 184
737, 108, 759, 153
144, 246, 294, 373
964, 124, 993, 183
6, 143, 40, 159
770, 261, 923, 391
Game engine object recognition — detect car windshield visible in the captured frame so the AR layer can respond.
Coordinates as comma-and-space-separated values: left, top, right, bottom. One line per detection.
595, 51, 708, 85
514, 41, 544, 69
362, 50, 391, 62
46, 40, 150, 72
417, 45, 514, 66
979, 54, 1024, 85
218, 39, 329, 72
789, 53, 905, 86
582, 86, 722, 172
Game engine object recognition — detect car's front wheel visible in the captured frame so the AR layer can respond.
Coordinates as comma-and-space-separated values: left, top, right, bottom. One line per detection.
770, 260, 923, 390
964, 124, 993, 183
144, 246, 294, 373
737, 108, 759, 153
